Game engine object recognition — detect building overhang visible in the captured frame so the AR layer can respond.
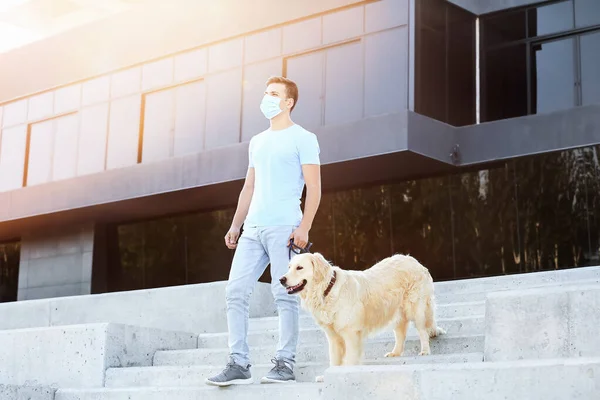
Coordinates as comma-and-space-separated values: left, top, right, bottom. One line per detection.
1, 104, 600, 241
446, 0, 546, 15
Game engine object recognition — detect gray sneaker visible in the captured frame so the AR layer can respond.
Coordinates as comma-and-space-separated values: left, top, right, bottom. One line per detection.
260, 358, 296, 384
205, 360, 253, 387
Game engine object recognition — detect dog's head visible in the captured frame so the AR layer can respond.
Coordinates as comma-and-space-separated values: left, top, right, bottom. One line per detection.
279, 252, 332, 296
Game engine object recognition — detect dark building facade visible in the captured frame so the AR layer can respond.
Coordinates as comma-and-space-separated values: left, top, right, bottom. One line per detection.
0, 0, 599, 301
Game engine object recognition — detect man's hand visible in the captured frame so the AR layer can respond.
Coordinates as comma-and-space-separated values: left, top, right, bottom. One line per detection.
225, 226, 241, 249
289, 225, 309, 249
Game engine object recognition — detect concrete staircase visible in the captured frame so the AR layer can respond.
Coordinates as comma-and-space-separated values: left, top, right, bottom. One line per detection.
45, 266, 600, 400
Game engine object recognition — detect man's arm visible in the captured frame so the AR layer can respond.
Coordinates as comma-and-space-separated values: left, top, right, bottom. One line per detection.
290, 164, 321, 248
299, 164, 321, 231
225, 168, 255, 249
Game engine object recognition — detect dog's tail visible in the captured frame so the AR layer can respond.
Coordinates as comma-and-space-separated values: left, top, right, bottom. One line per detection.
429, 324, 446, 338
426, 296, 446, 338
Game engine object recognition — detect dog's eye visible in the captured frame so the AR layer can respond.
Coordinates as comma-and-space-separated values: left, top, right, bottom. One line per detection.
296, 266, 303, 271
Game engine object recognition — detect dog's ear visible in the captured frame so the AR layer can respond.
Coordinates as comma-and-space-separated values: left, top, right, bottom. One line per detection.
310, 253, 331, 285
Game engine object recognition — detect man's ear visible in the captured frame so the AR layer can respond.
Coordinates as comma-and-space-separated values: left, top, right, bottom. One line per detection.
286, 97, 294, 111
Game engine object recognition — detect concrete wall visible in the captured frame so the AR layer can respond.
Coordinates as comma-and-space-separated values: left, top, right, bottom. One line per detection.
323, 359, 600, 400
0, 385, 55, 400
0, 323, 196, 388
0, 281, 278, 333
484, 283, 600, 361
18, 225, 94, 301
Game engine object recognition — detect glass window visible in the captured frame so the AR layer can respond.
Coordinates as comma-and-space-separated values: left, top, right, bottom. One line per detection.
365, 28, 409, 117
53, 114, 79, 181
107, 208, 236, 292
143, 218, 186, 289
325, 41, 363, 126
587, 145, 600, 265
286, 51, 325, 131
0, 241, 20, 303
185, 210, 234, 285
331, 186, 393, 270
580, 31, 600, 106
390, 178, 454, 281
174, 80, 206, 157
0, 125, 27, 192
575, 0, 600, 28
78, 104, 109, 176
483, 10, 527, 48
420, 0, 446, 32
483, 44, 528, 122
204, 69, 243, 150
416, 0, 476, 125
531, 38, 576, 114
27, 120, 54, 186
528, 1, 574, 37
103, 144, 600, 291
107, 96, 142, 170
513, 149, 590, 270
451, 166, 520, 277
142, 88, 175, 164
447, 4, 476, 126
416, 27, 447, 122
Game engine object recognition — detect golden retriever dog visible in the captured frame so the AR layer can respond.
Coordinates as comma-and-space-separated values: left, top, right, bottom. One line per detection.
280, 253, 445, 381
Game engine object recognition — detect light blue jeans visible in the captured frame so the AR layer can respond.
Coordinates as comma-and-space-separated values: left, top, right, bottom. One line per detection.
225, 225, 300, 368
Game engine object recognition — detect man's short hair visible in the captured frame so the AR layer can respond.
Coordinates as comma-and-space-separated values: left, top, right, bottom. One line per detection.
266, 76, 299, 112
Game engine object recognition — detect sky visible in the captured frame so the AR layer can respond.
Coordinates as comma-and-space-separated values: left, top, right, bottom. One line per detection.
0, 0, 139, 53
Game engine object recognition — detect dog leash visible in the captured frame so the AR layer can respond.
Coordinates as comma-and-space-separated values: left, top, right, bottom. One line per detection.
288, 238, 313, 260
288, 239, 336, 297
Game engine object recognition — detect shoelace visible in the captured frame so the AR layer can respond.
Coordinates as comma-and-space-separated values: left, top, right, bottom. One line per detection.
270, 358, 289, 375
224, 359, 246, 373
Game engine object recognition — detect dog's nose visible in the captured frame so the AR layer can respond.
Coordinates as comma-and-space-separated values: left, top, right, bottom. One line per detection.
279, 276, 287, 285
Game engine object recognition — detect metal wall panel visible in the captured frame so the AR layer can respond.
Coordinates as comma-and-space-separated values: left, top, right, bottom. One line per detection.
325, 41, 364, 126
174, 80, 206, 157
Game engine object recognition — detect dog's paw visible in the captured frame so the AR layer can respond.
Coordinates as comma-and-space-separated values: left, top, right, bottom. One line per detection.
315, 375, 325, 383
419, 349, 431, 356
384, 352, 402, 358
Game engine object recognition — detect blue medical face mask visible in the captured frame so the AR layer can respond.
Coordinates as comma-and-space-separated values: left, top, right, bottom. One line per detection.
260, 94, 284, 120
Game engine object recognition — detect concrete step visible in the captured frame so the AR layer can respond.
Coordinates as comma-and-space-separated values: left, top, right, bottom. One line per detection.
154, 334, 484, 366
433, 265, 600, 295
250, 301, 485, 331
323, 357, 600, 399
435, 277, 600, 303
200, 315, 484, 349
56, 383, 323, 400
106, 353, 483, 387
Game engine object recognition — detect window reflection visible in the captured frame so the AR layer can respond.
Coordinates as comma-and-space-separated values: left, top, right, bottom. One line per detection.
416, 0, 476, 126
528, 1, 574, 37
585, 145, 600, 265
483, 44, 528, 121
514, 149, 589, 270
0, 241, 20, 303
106, 146, 600, 290
531, 38, 576, 114
451, 166, 520, 278
575, 0, 600, 28
482, 0, 600, 122
580, 31, 600, 106
484, 10, 527, 47
390, 178, 454, 280
332, 186, 393, 270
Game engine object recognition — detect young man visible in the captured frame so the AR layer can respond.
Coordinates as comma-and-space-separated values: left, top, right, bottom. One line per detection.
206, 76, 322, 386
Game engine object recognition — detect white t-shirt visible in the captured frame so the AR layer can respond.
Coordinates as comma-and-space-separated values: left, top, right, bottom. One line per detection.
244, 124, 320, 227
